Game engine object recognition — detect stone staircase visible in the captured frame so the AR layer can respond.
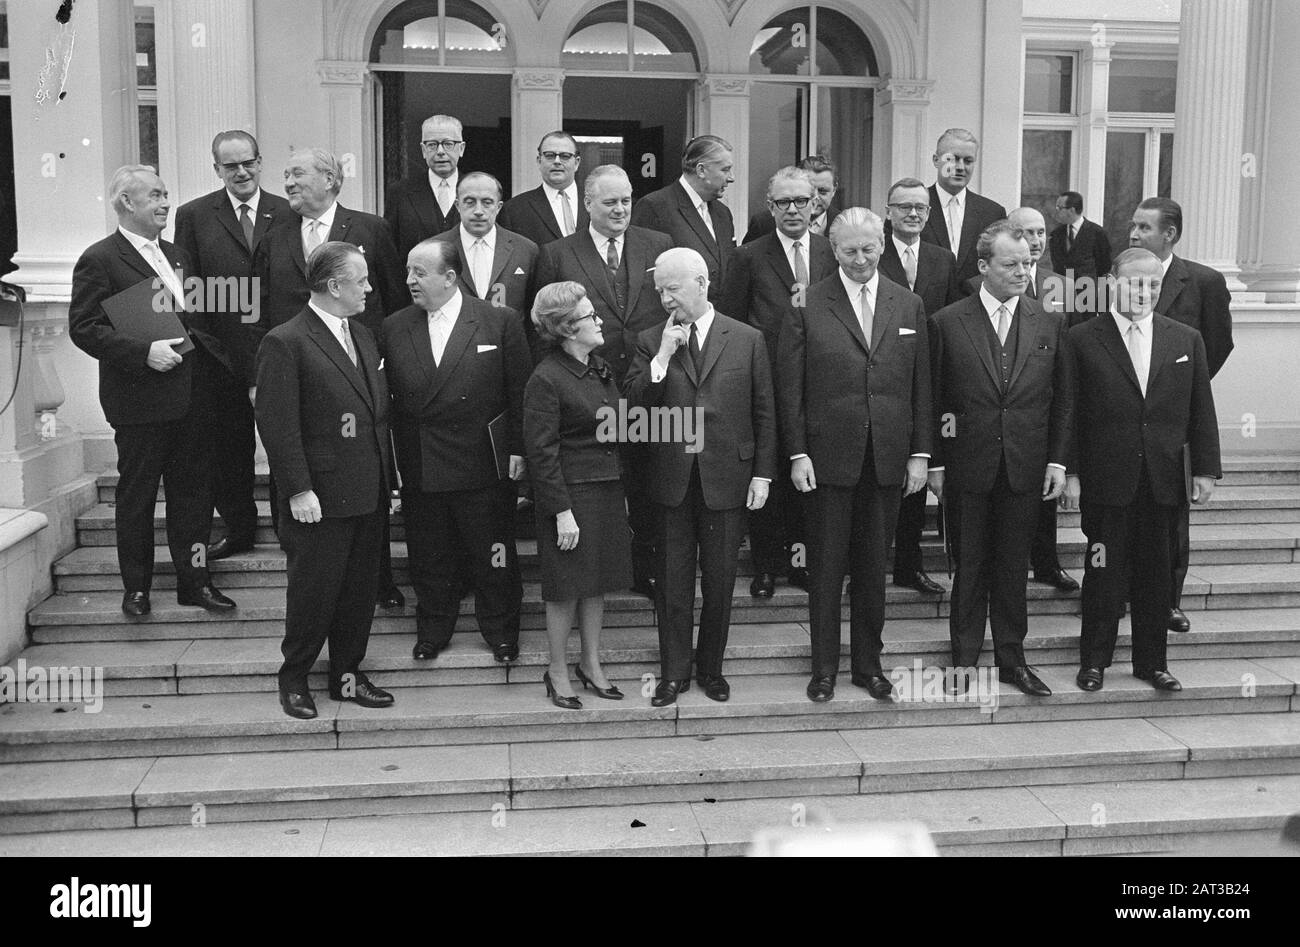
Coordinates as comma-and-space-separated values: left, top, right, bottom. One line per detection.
2, 457, 1299, 856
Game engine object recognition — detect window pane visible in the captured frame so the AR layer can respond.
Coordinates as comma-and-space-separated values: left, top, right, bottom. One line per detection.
138, 104, 158, 170
813, 7, 877, 77
1024, 53, 1073, 114
814, 86, 871, 208
632, 3, 698, 72
1103, 131, 1146, 251
134, 7, 156, 88
1021, 129, 1072, 226
748, 83, 806, 216
1158, 132, 1174, 197
443, 0, 510, 67
750, 7, 810, 76
563, 1, 629, 71
1108, 58, 1176, 112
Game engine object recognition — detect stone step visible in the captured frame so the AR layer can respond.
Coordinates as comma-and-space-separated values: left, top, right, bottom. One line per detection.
28, 563, 1300, 644
11, 618, 1300, 699
49, 523, 1300, 593
1, 660, 1294, 764
6, 773, 1297, 855
4, 713, 1300, 833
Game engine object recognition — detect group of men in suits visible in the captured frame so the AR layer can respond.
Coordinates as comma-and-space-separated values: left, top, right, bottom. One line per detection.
69, 110, 1234, 715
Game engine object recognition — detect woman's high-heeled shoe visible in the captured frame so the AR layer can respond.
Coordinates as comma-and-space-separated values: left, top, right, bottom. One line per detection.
574, 663, 624, 700
544, 671, 582, 710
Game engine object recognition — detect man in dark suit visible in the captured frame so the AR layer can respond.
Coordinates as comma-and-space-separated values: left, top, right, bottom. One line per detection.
1129, 196, 1234, 634
436, 172, 537, 319
534, 164, 673, 597
928, 221, 1073, 698
1063, 248, 1221, 692
631, 134, 736, 302
380, 239, 532, 662
778, 208, 933, 704
254, 147, 406, 607
70, 166, 238, 618
174, 130, 294, 561
741, 154, 843, 244
384, 113, 465, 259
625, 247, 776, 706
880, 177, 960, 597
720, 166, 835, 598
498, 130, 588, 248
255, 242, 394, 719
1049, 191, 1111, 281
920, 128, 1007, 288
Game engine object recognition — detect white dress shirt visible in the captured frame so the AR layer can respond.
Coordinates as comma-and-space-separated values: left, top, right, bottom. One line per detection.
118, 226, 186, 305
650, 305, 714, 383
307, 300, 356, 358
545, 182, 581, 236
430, 169, 458, 217
459, 225, 496, 296
677, 175, 716, 240
427, 288, 464, 366
891, 234, 921, 289
590, 225, 623, 266
839, 268, 879, 337
941, 187, 966, 257
228, 188, 261, 217
1113, 309, 1154, 396
301, 200, 338, 259
776, 229, 812, 281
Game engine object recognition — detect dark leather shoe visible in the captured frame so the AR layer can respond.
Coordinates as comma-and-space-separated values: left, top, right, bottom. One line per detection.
631, 575, 657, 600
787, 567, 809, 591
893, 570, 944, 595
1168, 608, 1191, 633
1034, 568, 1080, 593
329, 673, 394, 707
412, 640, 441, 660
122, 591, 150, 617
207, 536, 254, 561
1135, 669, 1182, 692
177, 585, 236, 611
492, 643, 520, 663
999, 665, 1052, 697
806, 675, 835, 702
650, 678, 690, 707
749, 572, 776, 598
1076, 667, 1104, 691
280, 689, 317, 720
852, 673, 894, 701
377, 586, 406, 609
696, 673, 730, 702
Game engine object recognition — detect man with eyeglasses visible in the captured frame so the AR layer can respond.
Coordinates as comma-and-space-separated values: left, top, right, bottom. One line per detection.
384, 114, 468, 258
499, 131, 589, 248
878, 177, 960, 598
742, 154, 842, 244
437, 172, 538, 320
174, 130, 294, 563
721, 167, 835, 598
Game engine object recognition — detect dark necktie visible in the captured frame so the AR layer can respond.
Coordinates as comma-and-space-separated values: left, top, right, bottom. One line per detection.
238, 203, 254, 251
688, 322, 703, 374
1027, 272, 1038, 299
1065, 224, 1074, 253
606, 237, 619, 273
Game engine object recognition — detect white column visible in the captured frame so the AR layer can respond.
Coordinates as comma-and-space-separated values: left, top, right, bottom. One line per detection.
1171, 0, 1249, 287
1239, 0, 1300, 302
978, 0, 1024, 207
158, 0, 257, 205
697, 77, 751, 226
1078, 40, 1112, 223
512, 70, 564, 199
315, 61, 375, 212
875, 79, 934, 210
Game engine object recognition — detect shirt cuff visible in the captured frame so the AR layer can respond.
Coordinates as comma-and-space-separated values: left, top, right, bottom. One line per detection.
927, 466, 945, 473
1047, 462, 1066, 471
753, 477, 771, 483
910, 453, 931, 460
650, 356, 670, 383
790, 453, 809, 461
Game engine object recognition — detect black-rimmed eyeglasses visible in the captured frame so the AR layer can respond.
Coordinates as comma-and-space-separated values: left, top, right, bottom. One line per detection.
769, 197, 812, 210
540, 151, 577, 162
422, 139, 463, 151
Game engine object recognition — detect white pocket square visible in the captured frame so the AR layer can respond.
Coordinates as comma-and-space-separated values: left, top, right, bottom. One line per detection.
513, 267, 526, 276
477, 344, 498, 353
377, 359, 385, 370
1176, 354, 1189, 363
899, 327, 916, 336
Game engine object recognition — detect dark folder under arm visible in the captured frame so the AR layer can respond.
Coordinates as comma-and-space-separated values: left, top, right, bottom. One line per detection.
101, 277, 194, 355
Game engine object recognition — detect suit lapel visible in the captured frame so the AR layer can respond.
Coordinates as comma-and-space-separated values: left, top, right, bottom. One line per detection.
307, 312, 373, 412
928, 186, 952, 252
869, 280, 900, 354
623, 232, 650, 316
405, 310, 437, 390
577, 233, 620, 314
1156, 256, 1188, 315
1096, 316, 1144, 397
764, 236, 796, 288
412, 177, 440, 237
214, 194, 249, 252
827, 280, 870, 355
697, 319, 729, 385
251, 190, 280, 252
958, 300, 1002, 392
1006, 302, 1036, 392
1146, 316, 1178, 393
113, 232, 161, 283
530, 188, 562, 242
675, 187, 720, 263
289, 214, 308, 277
328, 205, 352, 244
487, 232, 512, 292
428, 305, 476, 403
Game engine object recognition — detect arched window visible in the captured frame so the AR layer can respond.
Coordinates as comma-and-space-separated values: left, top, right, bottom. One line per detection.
562, 1, 699, 73
747, 4, 877, 219
371, 0, 512, 68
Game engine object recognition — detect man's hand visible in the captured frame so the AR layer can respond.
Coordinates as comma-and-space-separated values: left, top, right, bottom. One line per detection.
509, 455, 526, 481
1061, 475, 1081, 511
791, 456, 816, 493
1191, 475, 1216, 505
146, 338, 185, 372
555, 509, 579, 551
657, 320, 689, 362
746, 478, 770, 511
1042, 466, 1066, 501
289, 490, 322, 524
248, 387, 256, 405
927, 469, 944, 503
903, 457, 928, 496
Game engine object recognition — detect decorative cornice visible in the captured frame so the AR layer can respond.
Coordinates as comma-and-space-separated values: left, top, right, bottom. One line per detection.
513, 70, 564, 91
316, 60, 367, 86
700, 76, 750, 96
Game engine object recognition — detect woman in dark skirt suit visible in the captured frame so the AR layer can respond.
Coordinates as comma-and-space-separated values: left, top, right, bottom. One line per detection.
525, 281, 634, 708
